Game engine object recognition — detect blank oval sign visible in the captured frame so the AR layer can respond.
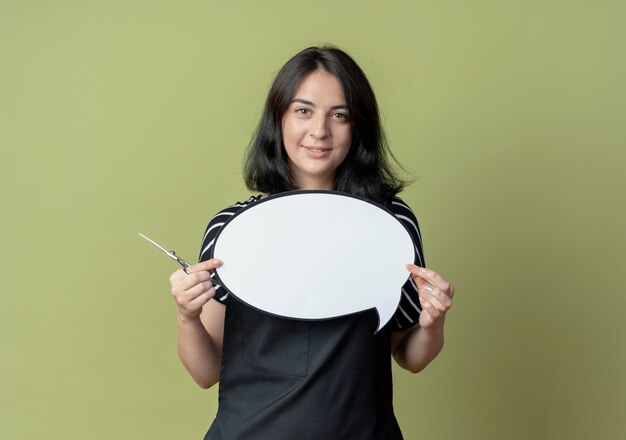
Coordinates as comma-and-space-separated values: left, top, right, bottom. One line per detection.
211, 191, 415, 332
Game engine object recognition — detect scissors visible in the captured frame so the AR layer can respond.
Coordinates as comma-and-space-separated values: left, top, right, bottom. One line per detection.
138, 233, 222, 287
139, 233, 193, 273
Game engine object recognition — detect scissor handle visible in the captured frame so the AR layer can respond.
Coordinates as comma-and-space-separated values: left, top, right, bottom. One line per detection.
178, 257, 222, 288
173, 254, 192, 274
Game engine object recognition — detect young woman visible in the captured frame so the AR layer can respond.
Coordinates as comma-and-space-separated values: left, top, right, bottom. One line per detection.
169, 46, 455, 440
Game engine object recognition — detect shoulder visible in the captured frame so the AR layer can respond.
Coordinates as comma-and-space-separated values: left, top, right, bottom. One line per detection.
387, 196, 425, 268
198, 195, 263, 262
387, 196, 416, 217
385, 197, 427, 330
387, 197, 422, 239
197, 195, 264, 305
211, 194, 264, 219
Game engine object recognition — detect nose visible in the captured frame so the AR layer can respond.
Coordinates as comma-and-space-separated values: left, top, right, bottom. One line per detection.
309, 114, 329, 140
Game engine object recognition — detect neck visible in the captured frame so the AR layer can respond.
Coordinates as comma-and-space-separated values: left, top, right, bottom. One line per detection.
294, 175, 334, 191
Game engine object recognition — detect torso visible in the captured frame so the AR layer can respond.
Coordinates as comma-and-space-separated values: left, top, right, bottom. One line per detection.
199, 192, 425, 440
204, 300, 403, 440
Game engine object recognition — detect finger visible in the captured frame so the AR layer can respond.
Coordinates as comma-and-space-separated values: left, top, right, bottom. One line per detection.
186, 259, 223, 274
412, 277, 433, 296
424, 284, 453, 309
173, 281, 215, 310
184, 280, 216, 298
423, 288, 451, 313
419, 296, 441, 318
169, 268, 189, 283
178, 271, 214, 291
187, 286, 216, 309
406, 264, 447, 287
177, 288, 214, 317
406, 264, 453, 295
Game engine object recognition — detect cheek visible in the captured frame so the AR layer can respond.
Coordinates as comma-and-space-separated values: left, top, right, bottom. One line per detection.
282, 118, 300, 146
339, 128, 352, 149
280, 119, 289, 142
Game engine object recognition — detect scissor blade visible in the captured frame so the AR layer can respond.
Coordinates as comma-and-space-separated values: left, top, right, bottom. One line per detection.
138, 233, 177, 260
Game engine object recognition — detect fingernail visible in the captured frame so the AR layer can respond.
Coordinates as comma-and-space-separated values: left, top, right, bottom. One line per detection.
425, 285, 434, 292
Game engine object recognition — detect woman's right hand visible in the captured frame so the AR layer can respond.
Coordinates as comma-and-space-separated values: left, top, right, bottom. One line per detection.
169, 259, 223, 320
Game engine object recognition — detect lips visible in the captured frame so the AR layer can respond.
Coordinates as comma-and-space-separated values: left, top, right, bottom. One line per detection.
302, 146, 331, 153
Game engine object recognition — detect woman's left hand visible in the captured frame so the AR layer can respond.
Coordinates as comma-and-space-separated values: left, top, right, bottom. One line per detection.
406, 264, 455, 331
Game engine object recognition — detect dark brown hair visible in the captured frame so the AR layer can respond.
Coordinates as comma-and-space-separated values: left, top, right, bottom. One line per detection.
244, 45, 407, 204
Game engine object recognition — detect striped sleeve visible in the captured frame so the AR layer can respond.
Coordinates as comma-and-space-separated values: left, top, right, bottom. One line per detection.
388, 197, 426, 331
198, 195, 261, 304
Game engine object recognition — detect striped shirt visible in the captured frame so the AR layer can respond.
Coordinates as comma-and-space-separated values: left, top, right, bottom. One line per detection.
199, 194, 425, 331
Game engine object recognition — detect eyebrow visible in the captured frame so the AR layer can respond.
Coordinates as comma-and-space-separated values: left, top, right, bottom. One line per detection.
290, 98, 349, 111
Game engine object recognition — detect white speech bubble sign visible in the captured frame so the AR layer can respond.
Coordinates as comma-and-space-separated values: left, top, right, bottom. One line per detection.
210, 191, 415, 332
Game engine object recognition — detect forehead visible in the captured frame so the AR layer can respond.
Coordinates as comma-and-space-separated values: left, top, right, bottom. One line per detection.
292, 70, 346, 105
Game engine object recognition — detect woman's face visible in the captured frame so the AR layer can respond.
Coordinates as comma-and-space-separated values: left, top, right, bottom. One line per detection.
281, 70, 352, 190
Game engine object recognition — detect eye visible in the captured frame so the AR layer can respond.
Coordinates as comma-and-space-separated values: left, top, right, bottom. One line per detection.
332, 112, 350, 122
295, 107, 310, 116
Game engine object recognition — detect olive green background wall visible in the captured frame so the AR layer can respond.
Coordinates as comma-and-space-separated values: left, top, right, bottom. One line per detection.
1, 1, 624, 439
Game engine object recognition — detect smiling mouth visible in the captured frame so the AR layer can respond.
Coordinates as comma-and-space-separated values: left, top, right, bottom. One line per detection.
302, 146, 331, 153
